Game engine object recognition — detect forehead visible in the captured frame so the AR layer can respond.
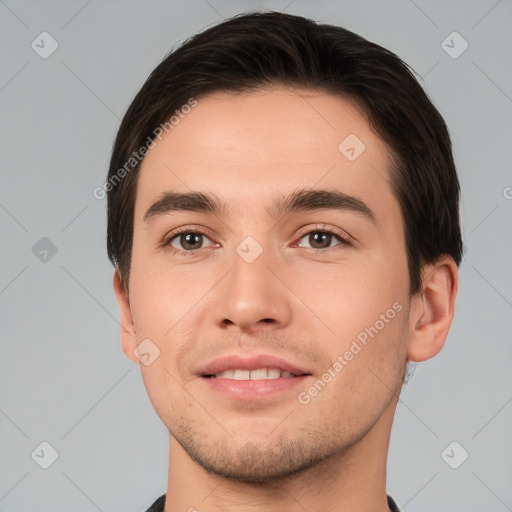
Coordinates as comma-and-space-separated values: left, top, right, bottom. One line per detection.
135, 88, 397, 223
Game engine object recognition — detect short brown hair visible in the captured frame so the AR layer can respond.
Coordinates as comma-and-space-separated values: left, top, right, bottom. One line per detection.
106, 11, 463, 297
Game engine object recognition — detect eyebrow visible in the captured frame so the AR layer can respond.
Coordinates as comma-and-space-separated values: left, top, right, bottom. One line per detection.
143, 188, 376, 224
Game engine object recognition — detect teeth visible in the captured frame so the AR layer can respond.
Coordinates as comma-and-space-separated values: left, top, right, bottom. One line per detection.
214, 368, 297, 380
233, 369, 250, 380
216, 369, 235, 379
267, 368, 281, 379
250, 368, 268, 379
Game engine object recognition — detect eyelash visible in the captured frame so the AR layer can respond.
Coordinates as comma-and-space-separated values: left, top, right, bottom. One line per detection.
162, 225, 352, 257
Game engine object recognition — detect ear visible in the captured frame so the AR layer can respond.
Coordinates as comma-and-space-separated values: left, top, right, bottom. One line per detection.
113, 268, 139, 364
407, 256, 459, 362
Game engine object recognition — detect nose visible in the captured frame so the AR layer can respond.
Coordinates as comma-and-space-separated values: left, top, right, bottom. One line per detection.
213, 242, 292, 334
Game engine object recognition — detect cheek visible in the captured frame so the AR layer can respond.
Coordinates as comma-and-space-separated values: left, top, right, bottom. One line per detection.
302, 258, 405, 338
303, 254, 409, 396
317, 297, 407, 414
138, 361, 187, 427
129, 247, 205, 334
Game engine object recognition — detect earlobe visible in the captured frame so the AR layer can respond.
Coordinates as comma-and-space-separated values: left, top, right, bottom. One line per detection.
112, 269, 140, 364
407, 256, 459, 362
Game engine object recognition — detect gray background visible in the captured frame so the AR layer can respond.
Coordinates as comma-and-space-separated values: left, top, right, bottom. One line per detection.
1, 0, 511, 511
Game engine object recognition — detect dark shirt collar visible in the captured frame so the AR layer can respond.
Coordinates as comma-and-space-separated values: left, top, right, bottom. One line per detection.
387, 494, 401, 511
145, 493, 401, 511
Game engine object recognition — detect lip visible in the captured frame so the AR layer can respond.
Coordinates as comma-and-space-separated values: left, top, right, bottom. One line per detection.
197, 353, 312, 401
203, 374, 311, 400
197, 354, 310, 377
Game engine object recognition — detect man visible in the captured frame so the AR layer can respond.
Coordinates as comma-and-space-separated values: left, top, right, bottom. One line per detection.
106, 11, 462, 512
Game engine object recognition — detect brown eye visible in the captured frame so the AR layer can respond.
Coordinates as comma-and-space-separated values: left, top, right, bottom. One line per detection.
178, 233, 203, 250
297, 230, 348, 250
166, 231, 214, 253
308, 232, 334, 249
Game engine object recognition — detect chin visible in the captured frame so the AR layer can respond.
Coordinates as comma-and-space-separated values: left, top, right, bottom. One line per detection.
180, 432, 350, 484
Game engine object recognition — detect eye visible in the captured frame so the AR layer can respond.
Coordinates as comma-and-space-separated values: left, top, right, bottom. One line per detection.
295, 227, 351, 251
164, 228, 216, 255
162, 225, 351, 256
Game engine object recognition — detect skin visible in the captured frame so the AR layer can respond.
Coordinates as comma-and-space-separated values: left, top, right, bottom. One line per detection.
113, 88, 458, 512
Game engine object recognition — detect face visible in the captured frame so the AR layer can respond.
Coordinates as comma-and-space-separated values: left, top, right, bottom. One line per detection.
122, 88, 412, 481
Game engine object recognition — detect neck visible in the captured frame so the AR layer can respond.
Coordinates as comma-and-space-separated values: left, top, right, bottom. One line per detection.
163, 397, 397, 512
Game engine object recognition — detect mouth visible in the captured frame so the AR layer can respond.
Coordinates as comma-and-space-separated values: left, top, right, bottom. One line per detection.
198, 353, 311, 379
203, 368, 306, 380
198, 354, 312, 400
